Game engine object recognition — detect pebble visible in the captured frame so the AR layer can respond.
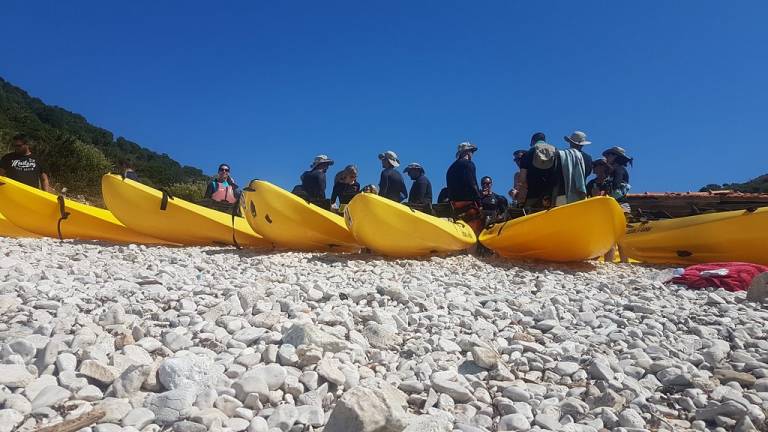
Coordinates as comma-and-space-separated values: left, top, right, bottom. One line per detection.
0, 237, 766, 432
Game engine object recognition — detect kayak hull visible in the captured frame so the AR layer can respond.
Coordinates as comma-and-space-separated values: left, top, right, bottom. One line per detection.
0, 176, 163, 244
344, 192, 476, 257
479, 197, 626, 262
102, 174, 268, 247
0, 211, 39, 238
242, 180, 359, 252
620, 207, 768, 265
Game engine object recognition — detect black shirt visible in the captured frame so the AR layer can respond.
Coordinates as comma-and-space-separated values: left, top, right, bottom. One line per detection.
330, 181, 360, 205
611, 165, 630, 202
408, 174, 432, 206
301, 169, 327, 201
481, 192, 508, 215
0, 153, 47, 189
437, 187, 450, 203
379, 168, 408, 202
446, 158, 481, 202
520, 150, 559, 200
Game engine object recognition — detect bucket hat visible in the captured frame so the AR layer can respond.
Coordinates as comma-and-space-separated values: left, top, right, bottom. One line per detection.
311, 154, 334, 168
456, 141, 478, 158
378, 151, 400, 167
564, 131, 592, 146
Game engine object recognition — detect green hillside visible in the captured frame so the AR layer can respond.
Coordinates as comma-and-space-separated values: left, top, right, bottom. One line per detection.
0, 77, 209, 203
700, 175, 768, 194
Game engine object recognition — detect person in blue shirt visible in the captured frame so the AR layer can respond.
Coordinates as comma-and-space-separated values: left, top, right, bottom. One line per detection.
378, 151, 407, 202
404, 162, 432, 213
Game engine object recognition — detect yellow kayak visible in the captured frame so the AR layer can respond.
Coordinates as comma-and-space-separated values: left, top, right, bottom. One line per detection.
620, 207, 768, 265
0, 176, 165, 244
480, 196, 626, 262
241, 180, 359, 252
0, 211, 39, 238
344, 192, 476, 257
102, 174, 268, 248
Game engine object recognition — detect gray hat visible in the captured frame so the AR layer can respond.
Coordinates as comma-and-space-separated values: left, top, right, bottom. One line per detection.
564, 131, 592, 146
456, 141, 478, 158
403, 162, 424, 173
311, 154, 334, 168
378, 151, 400, 167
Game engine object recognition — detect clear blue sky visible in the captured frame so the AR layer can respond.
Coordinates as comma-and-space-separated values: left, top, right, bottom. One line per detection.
3, 1, 767, 193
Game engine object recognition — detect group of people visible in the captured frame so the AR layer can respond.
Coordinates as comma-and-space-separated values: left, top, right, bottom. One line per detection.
288, 130, 632, 236
2, 131, 633, 240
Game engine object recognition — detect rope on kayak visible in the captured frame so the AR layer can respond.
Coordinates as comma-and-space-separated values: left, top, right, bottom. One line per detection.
160, 190, 174, 211
56, 195, 71, 241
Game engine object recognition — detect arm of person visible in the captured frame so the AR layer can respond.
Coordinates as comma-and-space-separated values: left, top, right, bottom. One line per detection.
468, 163, 481, 202
517, 169, 529, 203
40, 173, 52, 193
204, 181, 214, 199
400, 179, 408, 202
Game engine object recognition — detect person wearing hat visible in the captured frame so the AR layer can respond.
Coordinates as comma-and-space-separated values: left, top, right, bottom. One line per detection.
299, 155, 334, 209
564, 130, 594, 178
480, 176, 509, 224
205, 163, 240, 204
404, 163, 433, 213
517, 132, 559, 209
330, 164, 361, 210
378, 150, 408, 202
602, 146, 633, 208
446, 141, 483, 234
586, 158, 612, 198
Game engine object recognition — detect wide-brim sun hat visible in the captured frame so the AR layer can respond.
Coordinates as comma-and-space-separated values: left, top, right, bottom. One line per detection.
456, 141, 478, 157
564, 130, 592, 146
378, 151, 400, 167
602, 146, 632, 162
311, 154, 334, 168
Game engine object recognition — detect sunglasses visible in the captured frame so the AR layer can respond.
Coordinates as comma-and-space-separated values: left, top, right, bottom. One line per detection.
481, 182, 492, 186
219, 168, 230, 172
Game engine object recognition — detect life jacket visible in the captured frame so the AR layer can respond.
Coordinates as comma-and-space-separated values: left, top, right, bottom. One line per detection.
211, 180, 237, 203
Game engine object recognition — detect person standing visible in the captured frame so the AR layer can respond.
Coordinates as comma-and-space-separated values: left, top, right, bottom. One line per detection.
564, 130, 594, 178
446, 141, 483, 234
378, 151, 407, 202
0, 133, 51, 191
205, 163, 240, 204
517, 132, 559, 209
603, 146, 633, 263
299, 155, 334, 209
602, 146, 633, 210
404, 163, 433, 213
330, 164, 360, 209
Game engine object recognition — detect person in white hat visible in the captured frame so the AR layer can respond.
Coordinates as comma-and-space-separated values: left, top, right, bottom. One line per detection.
446, 141, 483, 234
378, 151, 407, 202
564, 130, 594, 178
299, 155, 334, 209
404, 162, 432, 213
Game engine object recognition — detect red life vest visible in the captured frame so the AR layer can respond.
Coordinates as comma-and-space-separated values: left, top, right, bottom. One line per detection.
211, 180, 237, 203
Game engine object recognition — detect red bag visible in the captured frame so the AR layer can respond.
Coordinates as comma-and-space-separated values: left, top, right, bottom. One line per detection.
669, 262, 768, 292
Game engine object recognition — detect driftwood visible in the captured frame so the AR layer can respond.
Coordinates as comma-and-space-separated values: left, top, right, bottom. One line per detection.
33, 408, 105, 432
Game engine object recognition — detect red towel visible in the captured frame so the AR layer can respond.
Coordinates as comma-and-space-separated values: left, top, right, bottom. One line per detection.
670, 262, 768, 292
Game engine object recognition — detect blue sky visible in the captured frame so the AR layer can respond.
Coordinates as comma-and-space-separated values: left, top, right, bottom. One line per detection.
3, 1, 766, 193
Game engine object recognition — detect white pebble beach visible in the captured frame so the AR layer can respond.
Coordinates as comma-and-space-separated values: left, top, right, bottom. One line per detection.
0, 237, 767, 432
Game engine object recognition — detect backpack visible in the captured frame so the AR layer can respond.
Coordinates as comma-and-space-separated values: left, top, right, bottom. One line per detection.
531, 142, 557, 170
